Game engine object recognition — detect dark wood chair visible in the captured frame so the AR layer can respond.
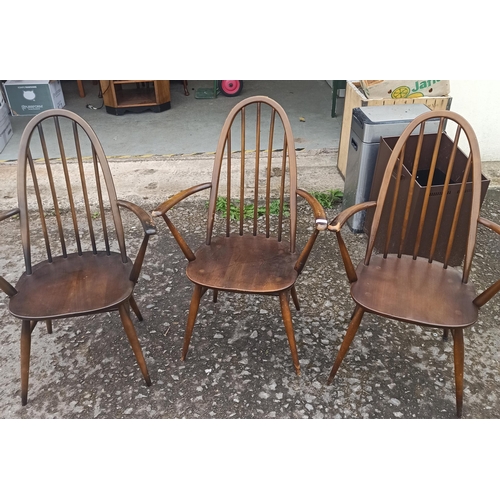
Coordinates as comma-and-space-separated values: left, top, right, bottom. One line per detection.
0, 109, 156, 405
327, 109, 500, 417
153, 96, 327, 375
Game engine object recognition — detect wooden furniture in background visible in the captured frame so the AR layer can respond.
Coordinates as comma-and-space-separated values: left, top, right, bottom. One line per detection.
0, 109, 156, 405
99, 80, 171, 115
327, 110, 500, 417
337, 81, 452, 178
153, 96, 327, 375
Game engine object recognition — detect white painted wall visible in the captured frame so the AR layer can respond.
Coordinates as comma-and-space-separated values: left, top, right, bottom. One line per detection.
448, 81, 500, 161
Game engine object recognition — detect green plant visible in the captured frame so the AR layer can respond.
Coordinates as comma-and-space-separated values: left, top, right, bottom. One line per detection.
213, 196, 289, 220
310, 189, 343, 209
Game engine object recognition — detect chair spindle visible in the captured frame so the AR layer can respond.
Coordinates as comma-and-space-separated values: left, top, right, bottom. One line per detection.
39, 122, 67, 258
253, 103, 261, 236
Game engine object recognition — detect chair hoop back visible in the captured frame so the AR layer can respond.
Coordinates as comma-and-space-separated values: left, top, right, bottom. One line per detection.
365, 110, 482, 283
17, 109, 127, 275
206, 96, 298, 253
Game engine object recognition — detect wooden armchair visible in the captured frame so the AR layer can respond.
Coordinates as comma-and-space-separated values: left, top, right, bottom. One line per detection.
0, 109, 156, 405
153, 96, 327, 375
327, 110, 500, 417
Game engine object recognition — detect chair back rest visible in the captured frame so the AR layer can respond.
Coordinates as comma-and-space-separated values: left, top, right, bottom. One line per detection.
206, 96, 298, 253
17, 109, 127, 275
365, 110, 482, 283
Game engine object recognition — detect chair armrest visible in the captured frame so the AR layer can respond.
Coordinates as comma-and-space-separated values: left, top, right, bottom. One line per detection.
0, 208, 20, 297
327, 201, 377, 232
152, 182, 212, 217
117, 200, 157, 236
327, 202, 377, 284
478, 216, 500, 235
296, 189, 328, 230
0, 208, 20, 222
473, 217, 500, 308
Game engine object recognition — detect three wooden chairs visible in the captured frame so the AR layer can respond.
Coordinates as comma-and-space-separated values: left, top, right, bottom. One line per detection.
1, 103, 499, 418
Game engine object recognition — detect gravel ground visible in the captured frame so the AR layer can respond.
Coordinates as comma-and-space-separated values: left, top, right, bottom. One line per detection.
1, 189, 500, 420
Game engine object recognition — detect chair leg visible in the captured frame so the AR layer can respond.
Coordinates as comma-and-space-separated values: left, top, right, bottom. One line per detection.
118, 302, 151, 387
291, 285, 300, 311
279, 291, 301, 376
327, 304, 365, 385
20, 320, 32, 406
129, 294, 143, 322
46, 320, 53, 334
182, 284, 203, 361
443, 328, 449, 341
452, 328, 464, 418
213, 289, 219, 303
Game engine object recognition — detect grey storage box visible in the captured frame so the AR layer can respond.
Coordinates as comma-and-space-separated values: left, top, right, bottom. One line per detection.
342, 104, 440, 232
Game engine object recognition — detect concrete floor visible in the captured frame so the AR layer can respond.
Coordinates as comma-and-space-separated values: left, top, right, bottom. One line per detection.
0, 80, 342, 161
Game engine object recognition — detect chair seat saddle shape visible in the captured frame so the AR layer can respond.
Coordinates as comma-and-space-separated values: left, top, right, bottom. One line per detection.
153, 96, 327, 375
0, 109, 156, 406
9, 252, 134, 320
327, 110, 500, 417
187, 234, 298, 293
352, 255, 478, 328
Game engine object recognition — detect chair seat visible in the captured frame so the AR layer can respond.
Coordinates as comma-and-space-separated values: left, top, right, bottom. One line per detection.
351, 254, 479, 328
9, 252, 134, 320
186, 234, 298, 293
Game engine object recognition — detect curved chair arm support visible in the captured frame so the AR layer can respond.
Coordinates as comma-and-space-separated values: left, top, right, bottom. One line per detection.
293, 190, 327, 274
117, 200, 157, 284
0, 208, 20, 296
328, 201, 377, 283
117, 200, 157, 236
473, 217, 500, 308
327, 201, 377, 232
296, 189, 328, 231
152, 183, 212, 263
0, 208, 20, 222
152, 182, 212, 217
326, 201, 377, 284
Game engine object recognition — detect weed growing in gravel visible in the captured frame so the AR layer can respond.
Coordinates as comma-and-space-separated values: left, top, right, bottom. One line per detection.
213, 197, 290, 220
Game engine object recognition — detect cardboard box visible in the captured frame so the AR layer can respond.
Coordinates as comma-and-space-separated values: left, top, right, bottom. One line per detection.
0, 123, 13, 152
0, 93, 13, 152
364, 133, 489, 266
337, 81, 452, 177
360, 80, 450, 100
3, 80, 65, 116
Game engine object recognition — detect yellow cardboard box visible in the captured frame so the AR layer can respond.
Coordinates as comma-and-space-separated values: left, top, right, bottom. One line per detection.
360, 80, 450, 99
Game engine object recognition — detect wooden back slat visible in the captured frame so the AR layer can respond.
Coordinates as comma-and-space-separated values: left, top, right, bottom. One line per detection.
364, 110, 483, 283
412, 118, 445, 258
383, 145, 405, 257
92, 146, 111, 255
239, 109, 245, 236
206, 96, 298, 252
253, 103, 261, 236
429, 125, 461, 263
226, 130, 232, 237
54, 117, 82, 255
444, 153, 473, 269
74, 122, 98, 254
27, 150, 52, 263
37, 122, 67, 258
277, 138, 287, 243
265, 109, 276, 238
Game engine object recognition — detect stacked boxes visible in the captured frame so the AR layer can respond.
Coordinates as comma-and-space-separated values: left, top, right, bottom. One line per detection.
0, 92, 13, 152
3, 80, 65, 116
